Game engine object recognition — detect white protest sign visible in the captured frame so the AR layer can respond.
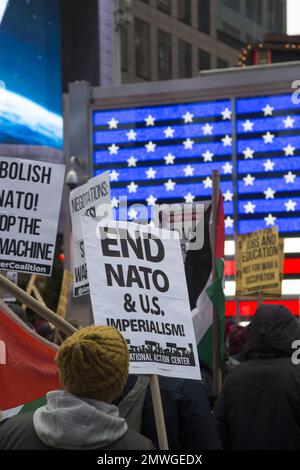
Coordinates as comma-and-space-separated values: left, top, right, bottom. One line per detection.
82, 218, 201, 380
0, 157, 64, 275
69, 172, 111, 297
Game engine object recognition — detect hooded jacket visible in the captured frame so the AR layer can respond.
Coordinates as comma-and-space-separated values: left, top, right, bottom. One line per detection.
215, 305, 300, 450
0, 390, 154, 450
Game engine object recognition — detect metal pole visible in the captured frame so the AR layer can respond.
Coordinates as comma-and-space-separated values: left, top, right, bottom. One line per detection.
211, 170, 222, 397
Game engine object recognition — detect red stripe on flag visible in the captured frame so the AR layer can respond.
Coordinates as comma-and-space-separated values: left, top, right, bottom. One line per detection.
226, 300, 300, 318
0, 304, 60, 410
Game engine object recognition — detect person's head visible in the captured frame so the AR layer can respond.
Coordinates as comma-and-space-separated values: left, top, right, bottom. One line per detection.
229, 325, 248, 356
243, 304, 300, 359
35, 319, 54, 342
55, 325, 129, 403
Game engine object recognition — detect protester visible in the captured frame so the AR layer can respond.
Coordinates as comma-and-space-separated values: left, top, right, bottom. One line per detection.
0, 325, 154, 450
34, 319, 55, 342
223, 324, 248, 376
215, 304, 300, 450
117, 375, 222, 450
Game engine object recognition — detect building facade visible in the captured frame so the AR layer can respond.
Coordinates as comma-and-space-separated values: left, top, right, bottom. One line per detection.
120, 0, 287, 84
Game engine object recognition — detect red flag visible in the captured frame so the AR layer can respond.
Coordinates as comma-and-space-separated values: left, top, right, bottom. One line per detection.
0, 301, 60, 410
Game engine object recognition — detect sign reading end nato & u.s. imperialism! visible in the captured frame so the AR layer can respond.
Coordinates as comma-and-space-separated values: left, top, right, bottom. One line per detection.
82, 218, 200, 380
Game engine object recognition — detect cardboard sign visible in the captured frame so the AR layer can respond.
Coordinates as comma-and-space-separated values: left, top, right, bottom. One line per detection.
82, 218, 201, 380
0, 157, 65, 275
57, 270, 73, 318
236, 227, 283, 297
69, 172, 111, 297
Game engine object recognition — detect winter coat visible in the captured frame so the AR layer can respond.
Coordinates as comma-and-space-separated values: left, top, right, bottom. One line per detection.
0, 390, 154, 450
215, 304, 300, 450
118, 375, 222, 450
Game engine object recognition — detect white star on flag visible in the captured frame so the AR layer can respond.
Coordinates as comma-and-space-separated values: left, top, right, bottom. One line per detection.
164, 127, 175, 138
145, 115, 155, 126
263, 131, 275, 144
244, 201, 256, 214
222, 135, 232, 147
222, 162, 233, 174
264, 187, 276, 199
202, 150, 214, 162
264, 214, 276, 226
221, 108, 232, 120
262, 104, 274, 116
108, 144, 119, 155
111, 197, 119, 208
283, 116, 295, 128
165, 179, 176, 191
109, 170, 119, 182
146, 167, 157, 179
243, 147, 255, 159
285, 199, 297, 211
184, 193, 195, 203
225, 216, 234, 228
126, 129, 137, 141
183, 165, 195, 177
202, 123, 213, 135
242, 120, 254, 132
183, 111, 194, 123
223, 190, 233, 202
127, 156, 138, 167
203, 176, 213, 188
164, 153, 176, 164
263, 159, 275, 171
146, 195, 157, 206
243, 174, 255, 186
284, 171, 296, 184
183, 138, 194, 150
127, 181, 138, 193
128, 208, 138, 220
145, 141, 156, 152
284, 144, 295, 156
108, 117, 118, 129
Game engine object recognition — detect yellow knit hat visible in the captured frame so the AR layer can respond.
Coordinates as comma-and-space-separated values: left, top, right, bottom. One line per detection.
55, 325, 129, 402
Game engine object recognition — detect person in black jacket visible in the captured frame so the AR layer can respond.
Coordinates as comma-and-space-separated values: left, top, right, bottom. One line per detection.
0, 326, 154, 450
117, 374, 222, 450
214, 304, 300, 450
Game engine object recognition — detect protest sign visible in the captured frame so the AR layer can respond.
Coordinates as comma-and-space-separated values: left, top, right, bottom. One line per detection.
82, 218, 201, 380
0, 157, 64, 275
153, 202, 206, 262
69, 172, 111, 297
236, 227, 283, 297
2, 271, 18, 303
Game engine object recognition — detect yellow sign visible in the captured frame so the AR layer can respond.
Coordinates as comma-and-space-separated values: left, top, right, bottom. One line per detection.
57, 270, 73, 318
236, 227, 283, 297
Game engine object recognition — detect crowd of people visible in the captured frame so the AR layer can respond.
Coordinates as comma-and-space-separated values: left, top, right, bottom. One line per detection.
1, 303, 300, 450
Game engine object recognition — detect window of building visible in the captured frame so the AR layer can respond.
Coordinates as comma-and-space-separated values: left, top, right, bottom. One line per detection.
222, 22, 240, 41
157, 29, 172, 80
157, 0, 171, 14
135, 18, 150, 79
199, 49, 210, 71
178, 0, 191, 24
178, 39, 192, 78
267, 0, 284, 32
121, 26, 128, 72
222, 0, 240, 11
245, 0, 262, 24
198, 0, 210, 34
217, 57, 229, 68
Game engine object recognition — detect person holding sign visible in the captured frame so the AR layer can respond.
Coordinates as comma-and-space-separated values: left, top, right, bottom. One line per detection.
215, 305, 300, 450
0, 326, 154, 450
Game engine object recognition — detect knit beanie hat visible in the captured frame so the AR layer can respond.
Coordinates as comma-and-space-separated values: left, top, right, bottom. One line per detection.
55, 325, 129, 403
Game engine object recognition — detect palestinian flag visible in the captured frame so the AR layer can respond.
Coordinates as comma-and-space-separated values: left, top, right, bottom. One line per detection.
0, 301, 60, 419
185, 195, 225, 371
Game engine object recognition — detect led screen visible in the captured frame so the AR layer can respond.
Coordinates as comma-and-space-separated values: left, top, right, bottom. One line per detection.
93, 93, 300, 236
0, 0, 62, 148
